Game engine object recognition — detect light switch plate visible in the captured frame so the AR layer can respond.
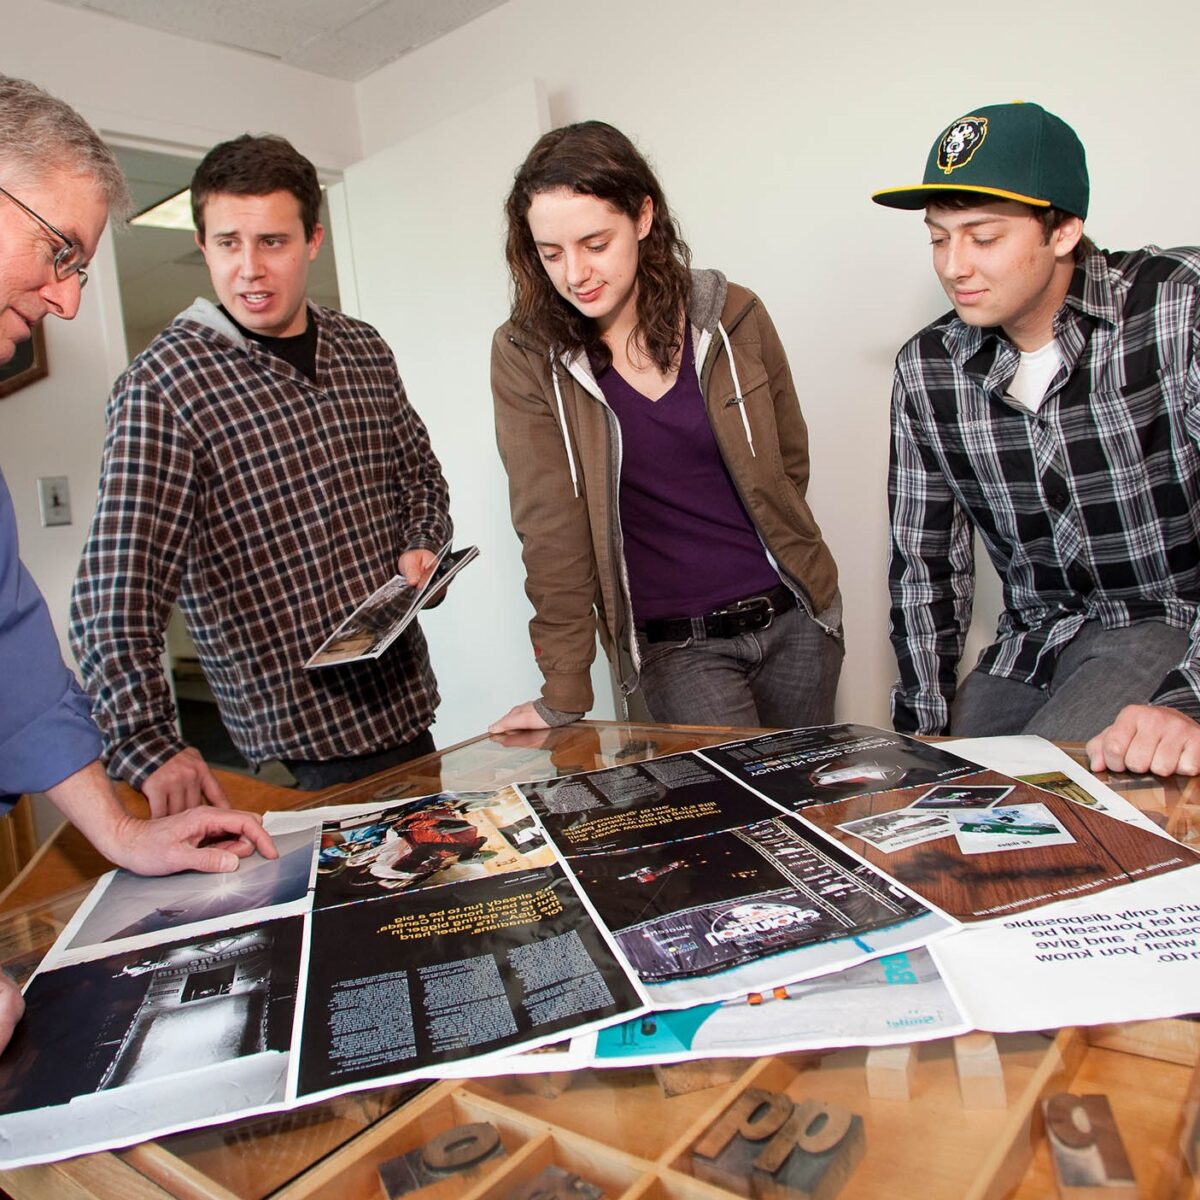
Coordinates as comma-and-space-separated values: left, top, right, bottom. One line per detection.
37, 476, 71, 526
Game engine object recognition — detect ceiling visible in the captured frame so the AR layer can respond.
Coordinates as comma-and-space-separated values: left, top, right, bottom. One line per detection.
90, 1, 503, 350
45, 0, 510, 82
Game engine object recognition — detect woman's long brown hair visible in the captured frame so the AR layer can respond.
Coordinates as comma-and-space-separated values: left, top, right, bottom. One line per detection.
503, 121, 692, 375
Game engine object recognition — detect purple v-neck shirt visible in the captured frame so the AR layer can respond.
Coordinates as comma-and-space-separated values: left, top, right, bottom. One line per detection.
595, 325, 779, 622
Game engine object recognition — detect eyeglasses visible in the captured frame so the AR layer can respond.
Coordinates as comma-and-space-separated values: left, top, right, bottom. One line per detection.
0, 184, 89, 288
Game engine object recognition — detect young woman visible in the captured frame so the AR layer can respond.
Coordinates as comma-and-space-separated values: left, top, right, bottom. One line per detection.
489, 121, 841, 733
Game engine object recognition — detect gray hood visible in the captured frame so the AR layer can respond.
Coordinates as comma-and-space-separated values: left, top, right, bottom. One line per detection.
687, 268, 729, 332
174, 297, 251, 348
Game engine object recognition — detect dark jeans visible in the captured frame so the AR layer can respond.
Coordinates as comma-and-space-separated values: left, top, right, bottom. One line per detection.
281, 728, 436, 791
635, 598, 843, 728
951, 620, 1188, 739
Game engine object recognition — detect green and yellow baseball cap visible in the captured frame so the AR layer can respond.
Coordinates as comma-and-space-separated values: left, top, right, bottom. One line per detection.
872, 101, 1089, 218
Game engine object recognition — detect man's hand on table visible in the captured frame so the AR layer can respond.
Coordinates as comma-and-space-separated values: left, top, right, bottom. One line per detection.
46, 758, 276, 875
103, 807, 278, 876
142, 747, 231, 816
1086, 704, 1200, 777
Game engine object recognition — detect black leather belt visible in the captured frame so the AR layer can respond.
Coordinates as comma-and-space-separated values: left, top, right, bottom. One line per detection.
641, 583, 796, 643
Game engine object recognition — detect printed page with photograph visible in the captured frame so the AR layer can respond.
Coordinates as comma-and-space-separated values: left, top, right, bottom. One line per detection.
306, 542, 478, 668
3, 726, 1199, 1168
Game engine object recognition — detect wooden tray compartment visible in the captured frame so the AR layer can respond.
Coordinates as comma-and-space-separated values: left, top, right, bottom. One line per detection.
472, 1130, 649, 1199
124, 1087, 423, 1199
467, 1066, 749, 1164
273, 1087, 540, 1199
1011, 1038, 1200, 1200
15, 1024, 1200, 1200
662, 1033, 1084, 1200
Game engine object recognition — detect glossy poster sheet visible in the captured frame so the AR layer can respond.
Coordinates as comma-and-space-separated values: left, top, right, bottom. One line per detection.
0, 918, 304, 1166
60, 826, 317, 957
931, 865, 1200, 1030
589, 947, 971, 1065
297, 865, 639, 1100
701, 725, 1198, 921
0, 788, 644, 1168
526, 731, 1200, 1070
518, 746, 958, 1007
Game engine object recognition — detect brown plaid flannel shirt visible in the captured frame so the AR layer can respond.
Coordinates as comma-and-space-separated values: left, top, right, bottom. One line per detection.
70, 300, 451, 787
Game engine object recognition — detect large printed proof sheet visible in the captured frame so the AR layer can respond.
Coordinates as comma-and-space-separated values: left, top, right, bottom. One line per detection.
0, 725, 1195, 1168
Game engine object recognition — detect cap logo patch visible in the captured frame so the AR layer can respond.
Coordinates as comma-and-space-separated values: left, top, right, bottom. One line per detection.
937, 117, 987, 174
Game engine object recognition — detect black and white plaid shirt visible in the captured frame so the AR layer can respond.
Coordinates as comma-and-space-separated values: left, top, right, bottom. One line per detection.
889, 246, 1200, 735
71, 301, 451, 787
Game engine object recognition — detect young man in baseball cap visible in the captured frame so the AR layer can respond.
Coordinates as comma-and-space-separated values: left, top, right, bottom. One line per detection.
873, 101, 1200, 777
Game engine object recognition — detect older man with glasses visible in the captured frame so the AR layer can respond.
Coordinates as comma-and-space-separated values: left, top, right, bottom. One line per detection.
0, 76, 278, 1051
0, 184, 92, 277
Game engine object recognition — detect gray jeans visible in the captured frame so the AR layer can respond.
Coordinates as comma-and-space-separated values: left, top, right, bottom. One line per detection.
635, 599, 843, 728
951, 619, 1188, 740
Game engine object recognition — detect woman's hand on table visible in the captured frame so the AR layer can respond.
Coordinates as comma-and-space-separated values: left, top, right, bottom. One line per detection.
488, 700, 551, 734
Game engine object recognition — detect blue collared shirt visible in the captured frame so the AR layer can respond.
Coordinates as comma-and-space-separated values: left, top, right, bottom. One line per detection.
0, 468, 101, 806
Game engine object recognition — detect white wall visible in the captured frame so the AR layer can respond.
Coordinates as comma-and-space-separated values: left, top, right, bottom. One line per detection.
0, 0, 359, 663
329, 82, 577, 746
354, 0, 1200, 726
0, 236, 127, 658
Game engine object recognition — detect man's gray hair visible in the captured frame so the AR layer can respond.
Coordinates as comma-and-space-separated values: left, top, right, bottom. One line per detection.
0, 76, 131, 219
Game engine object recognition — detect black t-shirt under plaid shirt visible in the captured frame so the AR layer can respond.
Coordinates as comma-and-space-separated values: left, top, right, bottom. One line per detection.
888, 246, 1200, 736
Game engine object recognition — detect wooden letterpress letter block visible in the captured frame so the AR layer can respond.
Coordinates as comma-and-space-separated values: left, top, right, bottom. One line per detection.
954, 1032, 1006, 1109
1043, 1092, 1137, 1199
378, 1121, 504, 1198
751, 1098, 865, 1200
865, 1044, 916, 1101
654, 1057, 745, 1097
421, 1121, 502, 1172
505, 1163, 604, 1200
692, 1087, 794, 1196
1180, 1057, 1200, 1180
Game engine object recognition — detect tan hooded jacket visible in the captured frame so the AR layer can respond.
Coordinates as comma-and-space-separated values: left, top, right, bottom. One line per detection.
491, 269, 839, 714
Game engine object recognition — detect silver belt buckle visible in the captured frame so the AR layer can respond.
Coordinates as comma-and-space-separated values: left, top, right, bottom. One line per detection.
724, 594, 774, 631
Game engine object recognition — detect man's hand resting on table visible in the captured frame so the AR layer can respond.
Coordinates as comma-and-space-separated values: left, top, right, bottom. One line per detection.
1085, 704, 1200, 777
6, 762, 278, 1052
101, 807, 278, 876
142, 747, 231, 817
46, 759, 277, 875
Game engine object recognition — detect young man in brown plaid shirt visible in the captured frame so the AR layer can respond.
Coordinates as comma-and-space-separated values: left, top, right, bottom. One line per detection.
72, 135, 452, 810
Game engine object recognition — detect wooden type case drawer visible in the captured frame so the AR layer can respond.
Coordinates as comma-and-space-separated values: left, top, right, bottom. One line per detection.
167, 1029, 1093, 1200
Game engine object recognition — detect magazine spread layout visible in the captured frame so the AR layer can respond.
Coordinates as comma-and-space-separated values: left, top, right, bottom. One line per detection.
0, 725, 1196, 1168
306, 542, 479, 668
